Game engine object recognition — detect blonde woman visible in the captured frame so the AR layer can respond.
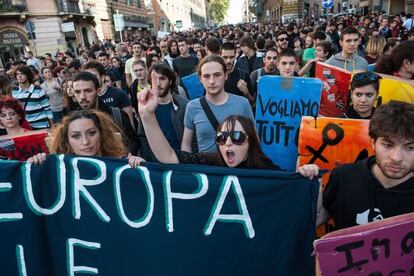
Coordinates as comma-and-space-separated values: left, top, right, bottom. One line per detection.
364, 35, 386, 65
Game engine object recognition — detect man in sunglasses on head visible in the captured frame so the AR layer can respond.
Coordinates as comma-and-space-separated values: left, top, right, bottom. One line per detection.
318, 101, 414, 230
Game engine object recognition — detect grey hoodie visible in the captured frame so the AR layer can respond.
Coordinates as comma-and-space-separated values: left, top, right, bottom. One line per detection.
326, 52, 368, 72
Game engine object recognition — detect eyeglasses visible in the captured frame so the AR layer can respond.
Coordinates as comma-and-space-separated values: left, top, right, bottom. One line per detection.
278, 37, 289, 42
352, 72, 381, 82
216, 131, 248, 145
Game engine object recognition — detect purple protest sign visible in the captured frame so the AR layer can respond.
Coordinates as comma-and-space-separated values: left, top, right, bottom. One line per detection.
314, 213, 414, 275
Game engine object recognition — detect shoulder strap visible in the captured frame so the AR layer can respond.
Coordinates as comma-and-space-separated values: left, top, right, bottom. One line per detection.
23, 91, 34, 111
111, 107, 123, 130
199, 96, 219, 130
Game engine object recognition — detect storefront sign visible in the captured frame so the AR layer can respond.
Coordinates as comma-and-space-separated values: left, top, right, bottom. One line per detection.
0, 29, 29, 47
61, 22, 75, 33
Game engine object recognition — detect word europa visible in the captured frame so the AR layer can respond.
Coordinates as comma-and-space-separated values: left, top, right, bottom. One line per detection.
0, 155, 255, 236
2, 155, 256, 275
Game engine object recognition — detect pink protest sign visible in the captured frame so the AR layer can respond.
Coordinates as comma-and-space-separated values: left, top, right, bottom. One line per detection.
314, 213, 414, 275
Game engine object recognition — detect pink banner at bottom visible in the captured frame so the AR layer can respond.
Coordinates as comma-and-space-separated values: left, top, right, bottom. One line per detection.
315, 213, 414, 275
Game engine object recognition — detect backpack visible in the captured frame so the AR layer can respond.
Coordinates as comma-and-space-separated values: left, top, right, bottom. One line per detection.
110, 107, 123, 130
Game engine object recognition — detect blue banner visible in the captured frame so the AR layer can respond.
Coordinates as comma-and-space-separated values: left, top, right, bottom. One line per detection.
182, 73, 205, 100
0, 155, 318, 275
255, 76, 322, 171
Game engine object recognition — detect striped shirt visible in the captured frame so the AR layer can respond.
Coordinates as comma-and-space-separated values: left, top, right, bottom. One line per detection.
12, 84, 52, 129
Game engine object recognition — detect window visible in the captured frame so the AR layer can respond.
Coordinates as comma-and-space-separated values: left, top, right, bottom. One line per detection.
137, 0, 141, 8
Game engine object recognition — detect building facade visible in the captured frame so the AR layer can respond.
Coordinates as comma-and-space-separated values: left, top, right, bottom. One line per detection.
255, 0, 414, 22
0, 0, 97, 66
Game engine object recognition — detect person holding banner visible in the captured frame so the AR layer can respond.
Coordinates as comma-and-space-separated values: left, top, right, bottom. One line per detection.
0, 97, 32, 136
27, 109, 144, 168
137, 70, 319, 178
342, 71, 381, 119
319, 101, 414, 230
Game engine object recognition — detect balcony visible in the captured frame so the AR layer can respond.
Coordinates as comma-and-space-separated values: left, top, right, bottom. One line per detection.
57, 0, 81, 14
0, 0, 27, 13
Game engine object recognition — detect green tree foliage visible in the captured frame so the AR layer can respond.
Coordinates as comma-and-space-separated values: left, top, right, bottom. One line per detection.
210, 0, 230, 23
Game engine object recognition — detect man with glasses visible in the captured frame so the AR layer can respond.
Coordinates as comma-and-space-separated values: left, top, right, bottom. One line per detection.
318, 101, 414, 230
326, 27, 368, 72
125, 41, 146, 88
275, 31, 290, 54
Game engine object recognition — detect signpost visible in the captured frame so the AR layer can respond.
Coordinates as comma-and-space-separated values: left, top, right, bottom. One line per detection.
175, 20, 183, 31
24, 20, 37, 56
113, 11, 125, 43
322, 0, 334, 10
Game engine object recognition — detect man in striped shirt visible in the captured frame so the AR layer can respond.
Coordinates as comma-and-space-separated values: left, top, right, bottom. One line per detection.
12, 66, 52, 129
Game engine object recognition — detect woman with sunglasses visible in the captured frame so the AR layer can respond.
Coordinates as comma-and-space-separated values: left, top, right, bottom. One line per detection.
342, 72, 381, 119
136, 72, 319, 178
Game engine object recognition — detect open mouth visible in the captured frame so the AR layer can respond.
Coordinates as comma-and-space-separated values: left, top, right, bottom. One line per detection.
226, 150, 235, 163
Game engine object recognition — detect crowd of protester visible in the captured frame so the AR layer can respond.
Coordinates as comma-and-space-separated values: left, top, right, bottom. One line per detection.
0, 10, 413, 232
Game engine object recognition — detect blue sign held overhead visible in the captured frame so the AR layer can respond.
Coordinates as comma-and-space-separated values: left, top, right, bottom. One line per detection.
182, 73, 205, 100
322, 0, 334, 9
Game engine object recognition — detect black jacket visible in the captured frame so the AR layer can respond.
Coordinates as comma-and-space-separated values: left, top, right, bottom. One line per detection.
98, 99, 140, 155
323, 156, 414, 230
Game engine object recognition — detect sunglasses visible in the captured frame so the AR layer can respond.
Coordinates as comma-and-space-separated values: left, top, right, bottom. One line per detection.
352, 72, 381, 82
278, 37, 289, 42
216, 131, 248, 145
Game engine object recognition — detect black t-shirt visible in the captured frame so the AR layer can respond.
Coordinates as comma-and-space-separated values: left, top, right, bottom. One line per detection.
99, 86, 131, 109
225, 68, 251, 97
106, 66, 122, 82
323, 156, 414, 230
172, 55, 199, 79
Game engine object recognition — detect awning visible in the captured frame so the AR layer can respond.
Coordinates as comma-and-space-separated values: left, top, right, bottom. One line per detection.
359, 1, 369, 7
124, 21, 149, 28
0, 28, 29, 47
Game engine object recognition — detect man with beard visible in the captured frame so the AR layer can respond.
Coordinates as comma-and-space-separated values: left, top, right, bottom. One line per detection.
249, 47, 279, 100
275, 31, 290, 54
318, 101, 414, 230
136, 63, 189, 161
72, 71, 139, 155
220, 42, 253, 103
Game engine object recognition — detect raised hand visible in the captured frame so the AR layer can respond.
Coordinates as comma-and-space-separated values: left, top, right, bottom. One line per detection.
138, 70, 160, 116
